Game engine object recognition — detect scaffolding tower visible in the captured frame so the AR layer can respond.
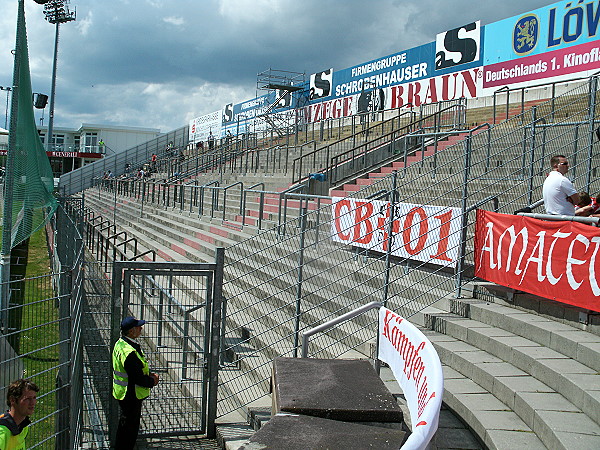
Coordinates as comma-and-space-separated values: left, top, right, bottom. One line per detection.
256, 69, 307, 138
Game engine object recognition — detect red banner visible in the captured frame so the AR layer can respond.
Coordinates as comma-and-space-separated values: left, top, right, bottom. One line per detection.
0, 150, 101, 158
483, 39, 600, 88
475, 210, 600, 312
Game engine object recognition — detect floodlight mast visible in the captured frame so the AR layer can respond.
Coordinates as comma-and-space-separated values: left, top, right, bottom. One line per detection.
43, 0, 75, 151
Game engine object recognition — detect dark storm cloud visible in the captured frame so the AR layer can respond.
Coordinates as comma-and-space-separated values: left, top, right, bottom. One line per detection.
0, 0, 557, 131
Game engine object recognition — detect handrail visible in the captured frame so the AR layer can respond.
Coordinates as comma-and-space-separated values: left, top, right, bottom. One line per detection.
468, 122, 491, 136
517, 212, 600, 226
217, 181, 244, 221
314, 102, 463, 167
492, 71, 600, 124
128, 249, 157, 262
243, 183, 265, 229
456, 195, 499, 298
198, 180, 220, 216
278, 183, 307, 233
301, 301, 383, 358
107, 231, 127, 242
116, 237, 139, 256
291, 108, 420, 183
316, 102, 467, 186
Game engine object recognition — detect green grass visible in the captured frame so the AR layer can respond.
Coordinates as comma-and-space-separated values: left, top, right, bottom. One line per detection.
14, 226, 61, 448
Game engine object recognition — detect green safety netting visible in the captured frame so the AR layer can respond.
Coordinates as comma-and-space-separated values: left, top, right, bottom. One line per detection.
2, 1, 58, 252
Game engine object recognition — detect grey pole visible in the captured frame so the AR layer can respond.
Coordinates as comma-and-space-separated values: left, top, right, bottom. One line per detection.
382, 170, 398, 306
42, 0, 76, 151
46, 21, 60, 150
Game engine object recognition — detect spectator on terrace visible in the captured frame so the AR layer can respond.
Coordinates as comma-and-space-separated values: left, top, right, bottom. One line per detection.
208, 131, 215, 150
542, 155, 580, 216
575, 192, 600, 217
166, 141, 174, 157
151, 153, 157, 173
196, 141, 204, 153
225, 130, 233, 146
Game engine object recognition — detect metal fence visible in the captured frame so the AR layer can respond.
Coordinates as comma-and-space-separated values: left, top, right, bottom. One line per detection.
207, 76, 600, 420
0, 203, 84, 449
14, 74, 597, 447
79, 76, 600, 427
74, 208, 228, 446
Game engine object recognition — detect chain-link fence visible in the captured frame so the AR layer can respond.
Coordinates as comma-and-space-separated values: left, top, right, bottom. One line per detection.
10, 75, 597, 447
0, 203, 83, 449
213, 76, 600, 421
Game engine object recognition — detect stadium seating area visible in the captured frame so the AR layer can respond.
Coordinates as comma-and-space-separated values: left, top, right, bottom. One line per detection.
74, 75, 600, 448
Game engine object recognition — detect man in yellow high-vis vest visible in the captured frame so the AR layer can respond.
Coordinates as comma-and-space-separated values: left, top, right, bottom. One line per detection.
0, 379, 38, 450
112, 317, 159, 450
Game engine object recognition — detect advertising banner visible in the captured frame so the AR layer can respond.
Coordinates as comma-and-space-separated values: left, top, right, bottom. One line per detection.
434, 21, 481, 75
475, 210, 600, 312
483, 0, 600, 86
331, 44, 433, 100
222, 94, 272, 125
331, 197, 463, 267
484, 39, 600, 88
303, 65, 482, 123
378, 307, 443, 450
189, 110, 222, 143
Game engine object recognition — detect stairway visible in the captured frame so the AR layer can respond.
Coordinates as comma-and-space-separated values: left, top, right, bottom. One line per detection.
79, 89, 600, 448
418, 294, 600, 449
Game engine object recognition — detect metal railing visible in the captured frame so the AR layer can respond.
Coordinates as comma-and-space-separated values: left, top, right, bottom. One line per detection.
292, 99, 467, 184
492, 71, 600, 124
59, 126, 189, 196
68, 74, 600, 433
0, 203, 84, 449
301, 301, 383, 358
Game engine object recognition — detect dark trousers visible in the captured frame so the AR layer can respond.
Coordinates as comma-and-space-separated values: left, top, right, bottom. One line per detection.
114, 397, 143, 450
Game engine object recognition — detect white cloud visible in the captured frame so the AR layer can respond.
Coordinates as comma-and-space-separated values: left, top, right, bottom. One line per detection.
76, 11, 93, 36
217, 0, 283, 24
163, 16, 185, 27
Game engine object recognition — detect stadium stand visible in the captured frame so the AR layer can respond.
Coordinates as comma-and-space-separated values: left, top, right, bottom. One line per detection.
66, 71, 600, 449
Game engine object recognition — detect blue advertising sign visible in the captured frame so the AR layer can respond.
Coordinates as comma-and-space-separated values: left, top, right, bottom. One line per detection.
484, 0, 600, 65
330, 43, 434, 100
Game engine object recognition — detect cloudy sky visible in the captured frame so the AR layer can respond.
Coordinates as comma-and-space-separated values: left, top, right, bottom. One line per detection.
0, 0, 554, 133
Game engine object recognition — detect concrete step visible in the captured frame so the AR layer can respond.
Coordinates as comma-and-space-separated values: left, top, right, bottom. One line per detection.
418, 293, 600, 450
435, 361, 546, 449
425, 327, 600, 449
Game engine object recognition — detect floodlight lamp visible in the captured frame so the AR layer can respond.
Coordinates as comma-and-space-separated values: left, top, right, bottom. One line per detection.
43, 0, 76, 24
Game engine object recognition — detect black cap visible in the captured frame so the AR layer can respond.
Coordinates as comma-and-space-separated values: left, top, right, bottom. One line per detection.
121, 316, 146, 333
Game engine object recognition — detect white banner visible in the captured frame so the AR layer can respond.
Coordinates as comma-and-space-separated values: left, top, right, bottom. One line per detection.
331, 197, 463, 267
378, 307, 443, 450
188, 110, 222, 143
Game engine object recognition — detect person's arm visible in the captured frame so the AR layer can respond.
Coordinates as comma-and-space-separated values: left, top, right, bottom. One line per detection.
567, 192, 580, 206
562, 178, 580, 206
124, 352, 158, 388
575, 204, 591, 216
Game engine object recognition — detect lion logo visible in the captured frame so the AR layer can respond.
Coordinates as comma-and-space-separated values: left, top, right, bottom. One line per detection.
513, 14, 538, 55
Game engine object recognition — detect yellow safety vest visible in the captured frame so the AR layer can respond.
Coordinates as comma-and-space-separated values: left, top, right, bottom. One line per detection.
0, 415, 28, 450
112, 338, 151, 400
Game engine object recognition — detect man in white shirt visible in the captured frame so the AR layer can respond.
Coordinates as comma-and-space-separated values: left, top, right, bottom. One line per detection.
542, 155, 580, 215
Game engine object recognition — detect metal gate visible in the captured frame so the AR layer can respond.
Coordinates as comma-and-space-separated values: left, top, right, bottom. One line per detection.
108, 250, 224, 441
